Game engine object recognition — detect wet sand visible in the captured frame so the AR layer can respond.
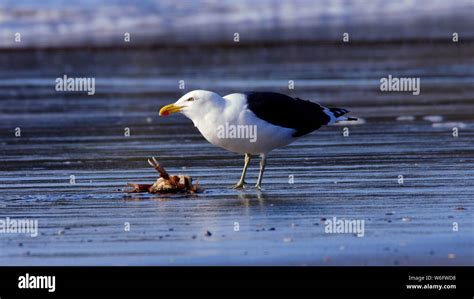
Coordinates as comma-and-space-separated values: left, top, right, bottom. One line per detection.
0, 42, 473, 265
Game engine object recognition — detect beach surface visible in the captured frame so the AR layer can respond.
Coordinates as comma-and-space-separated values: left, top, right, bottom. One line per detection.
0, 42, 473, 265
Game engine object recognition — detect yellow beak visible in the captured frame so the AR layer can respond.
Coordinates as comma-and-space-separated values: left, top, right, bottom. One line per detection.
159, 103, 182, 116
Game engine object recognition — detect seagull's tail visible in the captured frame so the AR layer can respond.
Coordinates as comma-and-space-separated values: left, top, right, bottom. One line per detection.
327, 107, 357, 123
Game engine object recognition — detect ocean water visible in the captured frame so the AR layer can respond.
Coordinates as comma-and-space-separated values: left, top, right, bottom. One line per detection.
1, 0, 473, 48
0, 40, 473, 265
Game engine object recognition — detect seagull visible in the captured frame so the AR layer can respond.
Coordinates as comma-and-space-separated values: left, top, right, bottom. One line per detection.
159, 90, 356, 190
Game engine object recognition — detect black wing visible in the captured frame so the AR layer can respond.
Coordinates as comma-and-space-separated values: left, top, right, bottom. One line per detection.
245, 92, 331, 137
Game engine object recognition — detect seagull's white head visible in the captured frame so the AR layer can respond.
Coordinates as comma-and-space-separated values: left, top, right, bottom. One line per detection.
159, 90, 224, 121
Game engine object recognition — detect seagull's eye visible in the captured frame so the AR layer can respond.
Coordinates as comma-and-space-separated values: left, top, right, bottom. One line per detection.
187, 97, 195, 102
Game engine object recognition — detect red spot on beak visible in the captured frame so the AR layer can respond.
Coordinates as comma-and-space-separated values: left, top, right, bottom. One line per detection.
161, 111, 169, 116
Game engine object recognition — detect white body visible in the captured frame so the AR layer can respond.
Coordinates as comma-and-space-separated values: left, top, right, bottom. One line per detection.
182, 92, 297, 154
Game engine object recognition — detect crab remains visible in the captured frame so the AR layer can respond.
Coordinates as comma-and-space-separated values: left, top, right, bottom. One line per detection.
126, 157, 200, 194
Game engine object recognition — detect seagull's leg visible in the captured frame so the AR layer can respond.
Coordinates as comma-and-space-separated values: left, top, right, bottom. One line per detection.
232, 153, 251, 189
255, 154, 267, 190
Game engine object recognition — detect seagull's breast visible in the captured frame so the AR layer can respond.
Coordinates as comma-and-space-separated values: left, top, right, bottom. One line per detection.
195, 93, 296, 154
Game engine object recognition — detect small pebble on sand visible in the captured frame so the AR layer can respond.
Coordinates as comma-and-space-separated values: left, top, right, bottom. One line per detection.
423, 115, 443, 123
396, 115, 415, 121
